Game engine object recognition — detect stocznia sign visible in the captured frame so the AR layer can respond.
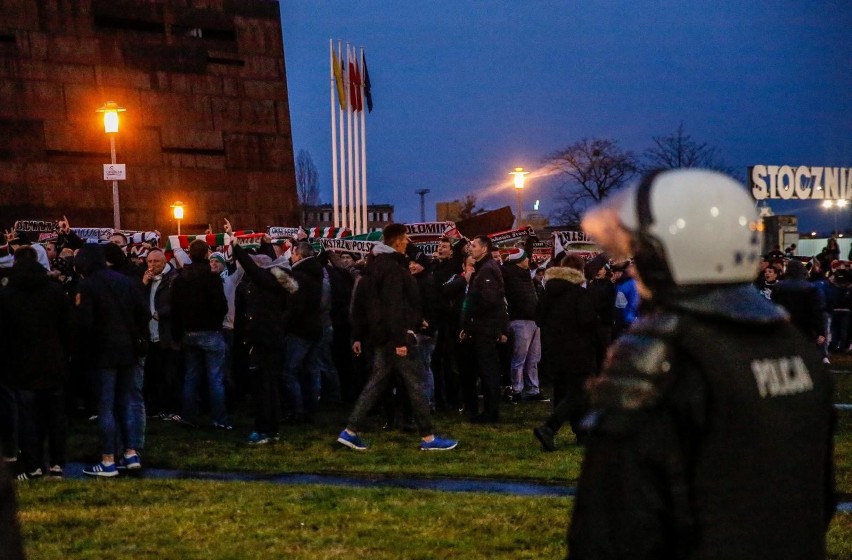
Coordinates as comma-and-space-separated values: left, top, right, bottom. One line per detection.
749, 165, 852, 200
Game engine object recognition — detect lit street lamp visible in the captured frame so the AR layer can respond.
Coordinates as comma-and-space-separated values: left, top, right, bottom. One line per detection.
822, 199, 849, 236
509, 167, 529, 228
171, 201, 185, 235
96, 101, 126, 230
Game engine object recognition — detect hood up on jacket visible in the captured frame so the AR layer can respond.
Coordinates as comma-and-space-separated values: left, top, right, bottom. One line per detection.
544, 266, 586, 286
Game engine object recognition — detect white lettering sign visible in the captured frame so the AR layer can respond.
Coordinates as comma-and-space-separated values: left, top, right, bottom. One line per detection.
750, 165, 851, 201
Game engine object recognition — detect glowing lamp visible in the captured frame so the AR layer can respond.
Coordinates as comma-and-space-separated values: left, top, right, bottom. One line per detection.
96, 101, 126, 134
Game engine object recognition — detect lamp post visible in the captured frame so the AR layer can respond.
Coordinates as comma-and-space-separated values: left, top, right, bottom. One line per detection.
171, 201, 185, 235
509, 167, 529, 228
96, 101, 126, 230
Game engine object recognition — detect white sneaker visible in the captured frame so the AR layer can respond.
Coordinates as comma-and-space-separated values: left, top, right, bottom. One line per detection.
823, 357, 831, 365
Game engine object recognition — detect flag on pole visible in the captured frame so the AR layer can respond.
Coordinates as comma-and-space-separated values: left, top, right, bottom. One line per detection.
332, 49, 346, 110
349, 58, 363, 112
363, 52, 373, 112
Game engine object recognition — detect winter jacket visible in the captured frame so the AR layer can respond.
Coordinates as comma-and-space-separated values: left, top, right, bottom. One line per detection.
145, 265, 178, 347
502, 261, 538, 321
412, 268, 439, 336
75, 267, 149, 369
284, 255, 324, 341
463, 254, 508, 337
536, 266, 598, 380
170, 261, 228, 339
773, 279, 826, 340
0, 260, 71, 390
365, 247, 422, 349
232, 244, 298, 348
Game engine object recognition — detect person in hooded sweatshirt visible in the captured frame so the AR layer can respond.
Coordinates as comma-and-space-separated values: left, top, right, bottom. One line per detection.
532, 254, 598, 451
0, 246, 71, 480
74, 243, 149, 477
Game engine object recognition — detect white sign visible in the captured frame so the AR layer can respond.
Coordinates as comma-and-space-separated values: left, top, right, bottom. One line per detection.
103, 164, 126, 181
750, 165, 852, 200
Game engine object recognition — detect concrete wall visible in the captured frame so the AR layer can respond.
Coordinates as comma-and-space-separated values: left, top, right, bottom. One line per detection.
0, 0, 297, 236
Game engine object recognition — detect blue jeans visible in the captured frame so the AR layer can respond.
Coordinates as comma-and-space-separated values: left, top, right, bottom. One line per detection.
309, 325, 342, 403
416, 333, 437, 406
509, 320, 541, 395
182, 331, 228, 426
97, 361, 146, 455
282, 335, 319, 417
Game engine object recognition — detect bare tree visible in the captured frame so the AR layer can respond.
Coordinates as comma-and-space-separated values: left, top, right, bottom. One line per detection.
295, 149, 320, 207
544, 138, 639, 225
458, 194, 486, 220
643, 123, 733, 174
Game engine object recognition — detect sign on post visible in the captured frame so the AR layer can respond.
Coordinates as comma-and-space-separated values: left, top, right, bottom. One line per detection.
103, 164, 126, 181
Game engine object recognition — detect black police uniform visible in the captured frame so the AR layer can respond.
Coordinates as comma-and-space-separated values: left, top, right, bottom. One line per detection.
568, 284, 835, 560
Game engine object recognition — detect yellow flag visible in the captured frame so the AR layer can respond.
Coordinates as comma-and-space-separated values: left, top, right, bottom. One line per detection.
332, 50, 346, 110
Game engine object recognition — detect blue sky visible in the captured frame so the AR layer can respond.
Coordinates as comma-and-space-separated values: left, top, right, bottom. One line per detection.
279, 1, 851, 231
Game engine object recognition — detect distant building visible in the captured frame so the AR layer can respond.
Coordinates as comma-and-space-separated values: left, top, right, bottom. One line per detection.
302, 203, 394, 232
0, 0, 298, 234
436, 201, 462, 222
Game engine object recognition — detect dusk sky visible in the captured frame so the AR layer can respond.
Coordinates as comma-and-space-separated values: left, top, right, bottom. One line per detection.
280, 1, 851, 232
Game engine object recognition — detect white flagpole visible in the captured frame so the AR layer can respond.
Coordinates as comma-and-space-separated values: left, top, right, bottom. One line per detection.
338, 40, 347, 229
360, 46, 368, 232
353, 46, 362, 234
346, 43, 355, 230
329, 39, 339, 228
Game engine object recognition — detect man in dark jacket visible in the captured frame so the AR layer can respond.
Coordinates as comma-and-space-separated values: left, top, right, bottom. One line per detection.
502, 248, 543, 401
0, 247, 71, 479
170, 239, 230, 430
430, 237, 465, 410
461, 235, 509, 423
281, 242, 324, 423
773, 259, 827, 359
74, 244, 150, 477
337, 223, 457, 451
570, 169, 834, 559
232, 239, 298, 444
141, 248, 180, 420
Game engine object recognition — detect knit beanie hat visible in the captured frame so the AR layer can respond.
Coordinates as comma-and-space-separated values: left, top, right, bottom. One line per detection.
506, 248, 528, 263
209, 252, 226, 266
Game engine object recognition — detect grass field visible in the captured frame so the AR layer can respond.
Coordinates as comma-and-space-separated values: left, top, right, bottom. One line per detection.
13, 355, 852, 559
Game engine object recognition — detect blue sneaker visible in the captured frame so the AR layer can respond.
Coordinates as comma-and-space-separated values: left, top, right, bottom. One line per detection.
420, 436, 458, 451
83, 462, 119, 477
246, 432, 271, 445
116, 454, 142, 471
337, 430, 368, 451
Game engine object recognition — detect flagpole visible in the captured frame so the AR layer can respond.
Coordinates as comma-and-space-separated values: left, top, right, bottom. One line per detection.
338, 40, 347, 229
346, 43, 355, 230
329, 39, 340, 228
360, 46, 368, 232
353, 46, 362, 234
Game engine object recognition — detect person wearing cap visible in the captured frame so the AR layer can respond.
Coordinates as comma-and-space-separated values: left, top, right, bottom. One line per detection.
567, 169, 834, 559
502, 247, 544, 402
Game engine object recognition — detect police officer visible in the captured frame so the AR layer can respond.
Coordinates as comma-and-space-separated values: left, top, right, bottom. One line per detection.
568, 169, 835, 559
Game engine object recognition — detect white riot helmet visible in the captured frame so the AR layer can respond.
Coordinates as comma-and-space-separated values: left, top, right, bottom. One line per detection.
581, 169, 762, 289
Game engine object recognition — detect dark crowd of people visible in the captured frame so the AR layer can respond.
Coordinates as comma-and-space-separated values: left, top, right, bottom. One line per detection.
0, 167, 840, 558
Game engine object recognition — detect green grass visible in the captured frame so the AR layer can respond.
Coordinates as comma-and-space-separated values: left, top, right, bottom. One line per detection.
18, 480, 569, 559
13, 354, 852, 558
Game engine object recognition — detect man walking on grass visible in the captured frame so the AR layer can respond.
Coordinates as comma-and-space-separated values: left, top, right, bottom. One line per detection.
337, 223, 457, 451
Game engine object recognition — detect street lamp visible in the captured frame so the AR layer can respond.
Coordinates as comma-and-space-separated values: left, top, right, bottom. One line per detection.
509, 167, 529, 228
96, 101, 126, 230
171, 201, 185, 235
822, 199, 849, 236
